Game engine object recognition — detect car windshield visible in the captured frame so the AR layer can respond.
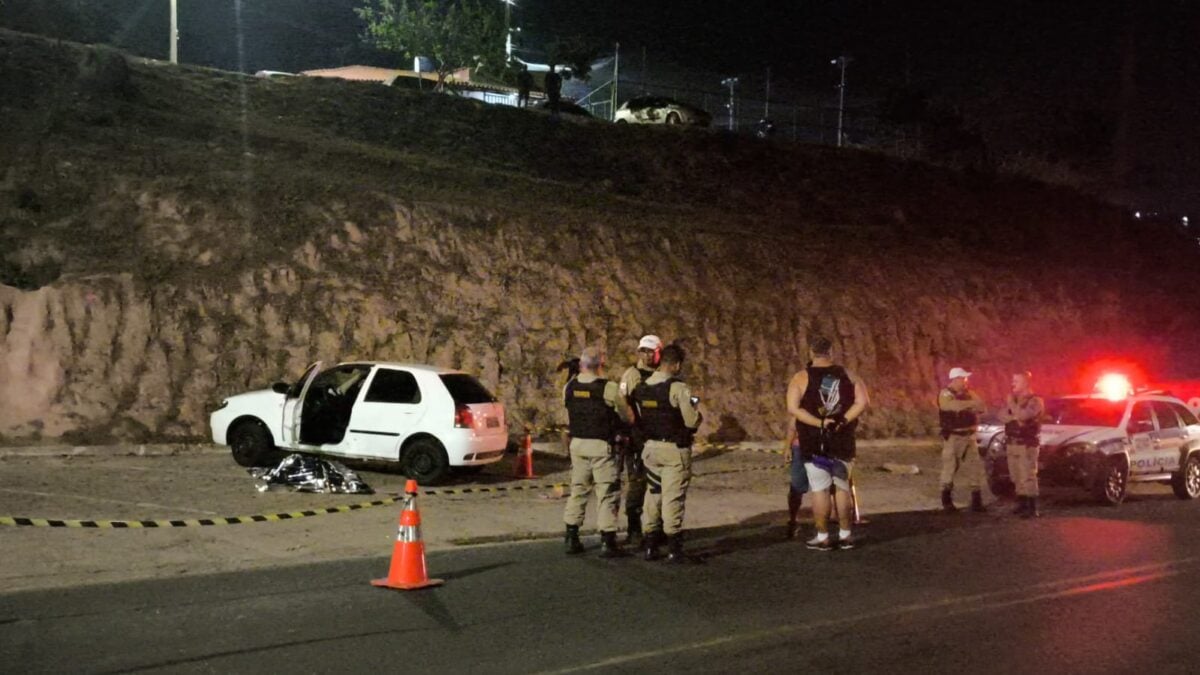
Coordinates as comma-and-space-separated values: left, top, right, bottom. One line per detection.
1044, 398, 1125, 427
440, 374, 496, 404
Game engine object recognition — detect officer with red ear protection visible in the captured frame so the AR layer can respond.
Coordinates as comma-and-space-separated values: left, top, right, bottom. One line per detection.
617, 335, 662, 545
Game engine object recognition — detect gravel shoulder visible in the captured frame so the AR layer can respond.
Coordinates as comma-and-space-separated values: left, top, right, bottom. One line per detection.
0, 441, 953, 592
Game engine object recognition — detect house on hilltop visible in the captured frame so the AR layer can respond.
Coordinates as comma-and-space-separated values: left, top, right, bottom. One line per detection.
299, 64, 544, 108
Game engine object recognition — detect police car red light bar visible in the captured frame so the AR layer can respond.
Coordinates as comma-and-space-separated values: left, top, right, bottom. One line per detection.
1095, 373, 1133, 401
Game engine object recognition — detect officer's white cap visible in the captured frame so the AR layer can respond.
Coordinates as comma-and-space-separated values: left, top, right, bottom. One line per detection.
948, 367, 972, 380
638, 335, 662, 350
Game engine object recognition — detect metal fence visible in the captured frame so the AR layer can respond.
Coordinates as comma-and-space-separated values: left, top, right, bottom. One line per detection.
575, 76, 894, 146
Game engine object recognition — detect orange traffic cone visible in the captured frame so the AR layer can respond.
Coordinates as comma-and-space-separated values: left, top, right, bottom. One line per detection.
513, 429, 537, 479
371, 479, 444, 591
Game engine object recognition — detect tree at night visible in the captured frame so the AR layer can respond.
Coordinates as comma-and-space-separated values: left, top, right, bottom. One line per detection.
355, 0, 505, 90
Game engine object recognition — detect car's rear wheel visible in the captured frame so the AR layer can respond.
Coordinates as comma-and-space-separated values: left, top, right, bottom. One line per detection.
403, 439, 450, 485
1171, 453, 1200, 500
1093, 457, 1128, 506
666, 111, 681, 125
229, 420, 276, 467
615, 118, 628, 124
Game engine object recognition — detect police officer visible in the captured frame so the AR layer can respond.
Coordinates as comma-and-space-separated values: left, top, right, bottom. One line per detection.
1003, 371, 1045, 518
562, 346, 628, 557
938, 367, 988, 513
632, 344, 701, 563
618, 334, 661, 545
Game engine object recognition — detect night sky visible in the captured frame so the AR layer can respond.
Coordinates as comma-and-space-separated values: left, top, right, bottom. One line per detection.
2, 0, 1197, 213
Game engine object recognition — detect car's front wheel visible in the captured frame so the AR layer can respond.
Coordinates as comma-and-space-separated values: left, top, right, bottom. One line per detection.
1093, 457, 1128, 506
666, 111, 681, 125
615, 118, 628, 124
1171, 453, 1200, 500
228, 420, 276, 467
403, 438, 450, 485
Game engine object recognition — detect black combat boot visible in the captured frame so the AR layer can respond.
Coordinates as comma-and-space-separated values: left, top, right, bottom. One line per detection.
599, 531, 628, 558
642, 530, 662, 561
941, 486, 958, 513
970, 490, 987, 513
665, 533, 686, 564
564, 525, 584, 555
1013, 496, 1029, 516
625, 510, 643, 547
1022, 496, 1040, 519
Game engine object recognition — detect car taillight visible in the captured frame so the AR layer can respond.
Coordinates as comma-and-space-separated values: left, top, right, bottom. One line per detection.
454, 403, 474, 429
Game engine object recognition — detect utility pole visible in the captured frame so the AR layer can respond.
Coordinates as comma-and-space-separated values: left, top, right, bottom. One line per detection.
764, 65, 771, 119
169, 0, 179, 64
831, 55, 852, 147
611, 42, 620, 121
721, 76, 739, 131
641, 45, 647, 93
501, 0, 515, 64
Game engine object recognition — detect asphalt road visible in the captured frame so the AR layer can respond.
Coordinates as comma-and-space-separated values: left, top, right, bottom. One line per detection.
3, 494, 1198, 674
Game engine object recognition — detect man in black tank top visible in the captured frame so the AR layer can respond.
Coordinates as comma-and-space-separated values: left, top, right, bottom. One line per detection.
785, 336, 869, 551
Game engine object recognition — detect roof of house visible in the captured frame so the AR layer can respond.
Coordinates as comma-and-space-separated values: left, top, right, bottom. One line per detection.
298, 65, 545, 97
299, 65, 437, 84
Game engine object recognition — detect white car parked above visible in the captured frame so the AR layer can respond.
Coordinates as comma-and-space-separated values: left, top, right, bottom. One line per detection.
210, 362, 508, 484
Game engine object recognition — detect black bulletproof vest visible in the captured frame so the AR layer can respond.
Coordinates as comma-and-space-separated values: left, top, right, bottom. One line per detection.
632, 378, 687, 445
565, 378, 617, 440
938, 389, 980, 434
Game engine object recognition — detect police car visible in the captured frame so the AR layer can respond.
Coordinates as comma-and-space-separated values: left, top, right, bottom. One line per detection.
985, 380, 1200, 505
210, 362, 508, 484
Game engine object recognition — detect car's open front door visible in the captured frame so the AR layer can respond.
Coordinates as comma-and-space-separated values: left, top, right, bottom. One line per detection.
281, 361, 322, 450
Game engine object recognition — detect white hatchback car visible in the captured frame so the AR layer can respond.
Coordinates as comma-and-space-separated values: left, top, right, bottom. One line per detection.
210, 362, 508, 484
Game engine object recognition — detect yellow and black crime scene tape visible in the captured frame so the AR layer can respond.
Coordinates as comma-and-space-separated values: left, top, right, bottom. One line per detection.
0, 460, 784, 528
523, 425, 788, 458
0, 444, 787, 528
0, 483, 565, 529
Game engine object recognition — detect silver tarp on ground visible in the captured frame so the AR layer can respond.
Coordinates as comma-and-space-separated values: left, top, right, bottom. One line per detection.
249, 453, 373, 494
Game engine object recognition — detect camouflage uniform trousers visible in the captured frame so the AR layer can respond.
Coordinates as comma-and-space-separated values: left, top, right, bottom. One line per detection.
1007, 442, 1040, 497
563, 445, 621, 532
940, 433, 983, 490
641, 441, 693, 536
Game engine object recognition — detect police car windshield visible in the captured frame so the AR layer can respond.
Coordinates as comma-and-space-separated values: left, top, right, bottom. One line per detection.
1044, 398, 1125, 427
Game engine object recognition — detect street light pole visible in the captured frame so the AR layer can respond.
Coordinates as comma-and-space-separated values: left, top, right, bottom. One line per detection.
764, 65, 771, 119
721, 76, 739, 131
502, 0, 514, 64
831, 55, 852, 147
611, 42, 620, 121
169, 0, 179, 64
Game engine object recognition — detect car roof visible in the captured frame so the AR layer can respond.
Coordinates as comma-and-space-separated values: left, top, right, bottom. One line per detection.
336, 361, 463, 375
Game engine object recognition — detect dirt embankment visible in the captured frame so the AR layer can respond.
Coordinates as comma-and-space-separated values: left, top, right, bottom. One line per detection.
1, 30, 1198, 444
